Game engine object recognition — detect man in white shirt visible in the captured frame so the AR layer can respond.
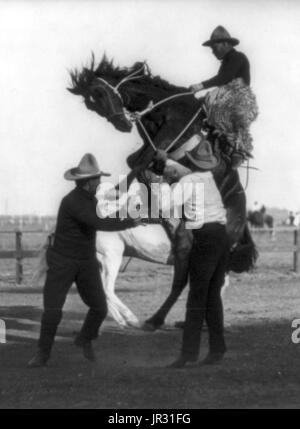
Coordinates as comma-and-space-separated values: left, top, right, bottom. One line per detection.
153, 139, 229, 368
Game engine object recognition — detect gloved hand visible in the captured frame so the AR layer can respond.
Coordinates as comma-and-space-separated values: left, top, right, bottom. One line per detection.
128, 217, 149, 227
121, 216, 147, 229
153, 149, 168, 163
189, 83, 204, 93
151, 149, 168, 175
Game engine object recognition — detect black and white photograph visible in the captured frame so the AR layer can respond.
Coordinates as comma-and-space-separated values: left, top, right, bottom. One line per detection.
0, 0, 300, 411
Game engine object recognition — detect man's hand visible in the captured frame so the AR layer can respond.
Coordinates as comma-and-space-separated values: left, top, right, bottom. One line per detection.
129, 217, 148, 227
129, 112, 141, 122
189, 83, 204, 93
151, 149, 168, 175
163, 165, 180, 184
153, 149, 168, 163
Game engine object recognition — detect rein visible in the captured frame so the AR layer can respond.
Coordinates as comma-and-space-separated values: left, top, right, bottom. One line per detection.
135, 118, 157, 151
130, 91, 202, 154
243, 159, 250, 191
134, 102, 203, 154
165, 105, 203, 153
115, 62, 149, 91
137, 91, 193, 117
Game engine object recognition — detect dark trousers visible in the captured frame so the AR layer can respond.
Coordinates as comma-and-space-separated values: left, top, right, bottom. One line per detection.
181, 223, 229, 360
38, 248, 107, 356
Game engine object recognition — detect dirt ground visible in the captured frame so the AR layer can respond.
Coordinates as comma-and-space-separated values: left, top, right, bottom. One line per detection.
1, 247, 300, 409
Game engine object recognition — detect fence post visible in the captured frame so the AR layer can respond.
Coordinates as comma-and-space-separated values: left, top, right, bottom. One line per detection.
293, 229, 299, 272
15, 230, 23, 284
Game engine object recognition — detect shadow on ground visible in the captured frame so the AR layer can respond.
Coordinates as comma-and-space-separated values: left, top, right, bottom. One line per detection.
0, 306, 300, 409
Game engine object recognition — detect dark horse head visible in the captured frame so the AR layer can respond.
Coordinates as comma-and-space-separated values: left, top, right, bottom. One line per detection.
68, 54, 134, 133
68, 54, 204, 169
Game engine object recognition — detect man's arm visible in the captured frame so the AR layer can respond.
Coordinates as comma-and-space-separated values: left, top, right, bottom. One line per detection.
68, 198, 138, 231
202, 52, 247, 89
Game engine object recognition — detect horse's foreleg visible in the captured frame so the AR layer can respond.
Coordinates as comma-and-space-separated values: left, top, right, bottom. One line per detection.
144, 254, 189, 330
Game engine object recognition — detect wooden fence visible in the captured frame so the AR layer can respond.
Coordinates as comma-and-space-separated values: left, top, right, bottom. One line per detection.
249, 227, 299, 272
0, 229, 49, 284
0, 227, 299, 284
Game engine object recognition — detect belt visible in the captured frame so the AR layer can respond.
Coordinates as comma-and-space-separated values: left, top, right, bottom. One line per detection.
192, 222, 225, 232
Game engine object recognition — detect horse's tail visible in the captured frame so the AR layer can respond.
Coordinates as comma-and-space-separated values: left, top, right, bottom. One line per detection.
31, 238, 49, 286
228, 223, 258, 273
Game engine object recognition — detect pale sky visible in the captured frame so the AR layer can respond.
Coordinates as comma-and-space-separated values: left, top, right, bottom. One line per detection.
1, 0, 300, 215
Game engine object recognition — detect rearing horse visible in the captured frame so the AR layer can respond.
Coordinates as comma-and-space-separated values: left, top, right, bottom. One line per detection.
67, 55, 257, 329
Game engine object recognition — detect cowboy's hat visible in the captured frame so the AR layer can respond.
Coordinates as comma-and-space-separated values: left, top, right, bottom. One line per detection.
202, 26, 239, 47
185, 140, 219, 170
64, 153, 111, 181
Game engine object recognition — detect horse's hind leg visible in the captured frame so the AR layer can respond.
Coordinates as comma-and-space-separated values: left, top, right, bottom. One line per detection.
97, 241, 140, 328
143, 225, 193, 330
97, 249, 126, 327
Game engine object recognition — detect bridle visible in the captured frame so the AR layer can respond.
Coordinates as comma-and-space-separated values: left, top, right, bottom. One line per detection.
90, 62, 201, 154
90, 77, 126, 120
90, 63, 148, 118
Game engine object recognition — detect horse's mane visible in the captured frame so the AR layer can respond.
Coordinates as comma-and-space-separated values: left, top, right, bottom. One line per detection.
68, 53, 188, 97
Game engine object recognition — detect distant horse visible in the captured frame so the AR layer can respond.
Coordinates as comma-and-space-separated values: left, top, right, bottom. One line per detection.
49, 55, 257, 328
248, 206, 274, 238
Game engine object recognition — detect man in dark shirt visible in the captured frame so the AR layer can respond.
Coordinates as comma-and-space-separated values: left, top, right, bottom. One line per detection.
28, 153, 139, 367
189, 26, 252, 169
189, 25, 250, 92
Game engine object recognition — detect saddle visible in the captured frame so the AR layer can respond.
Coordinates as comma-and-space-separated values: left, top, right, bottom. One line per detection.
204, 78, 259, 159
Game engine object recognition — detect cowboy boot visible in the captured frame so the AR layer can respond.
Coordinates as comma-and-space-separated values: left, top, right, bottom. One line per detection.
27, 349, 50, 368
199, 352, 225, 365
74, 335, 96, 362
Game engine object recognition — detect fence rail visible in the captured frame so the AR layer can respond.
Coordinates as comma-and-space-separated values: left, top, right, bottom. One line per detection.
250, 227, 299, 272
0, 227, 299, 284
0, 229, 49, 284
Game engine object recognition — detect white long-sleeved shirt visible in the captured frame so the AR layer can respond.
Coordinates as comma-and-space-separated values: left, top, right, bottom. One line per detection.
153, 171, 226, 230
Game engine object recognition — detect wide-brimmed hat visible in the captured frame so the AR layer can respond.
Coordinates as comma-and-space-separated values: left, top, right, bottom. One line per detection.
202, 26, 239, 47
185, 140, 219, 170
64, 153, 111, 181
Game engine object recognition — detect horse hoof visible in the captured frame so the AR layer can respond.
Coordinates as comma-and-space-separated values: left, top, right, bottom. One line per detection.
174, 321, 185, 329
141, 322, 159, 332
127, 320, 142, 329
174, 321, 208, 331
